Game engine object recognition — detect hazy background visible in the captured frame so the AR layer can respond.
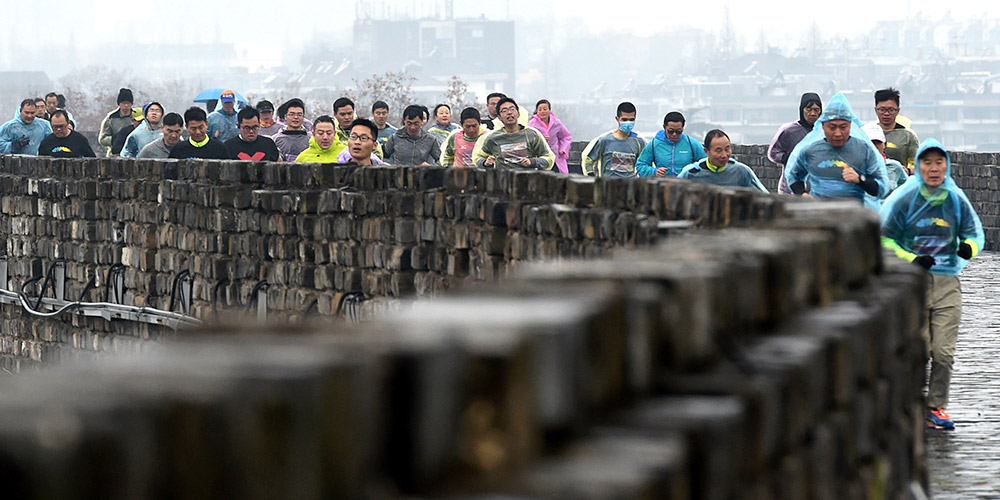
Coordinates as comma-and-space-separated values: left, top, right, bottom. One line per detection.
3, 0, 1000, 147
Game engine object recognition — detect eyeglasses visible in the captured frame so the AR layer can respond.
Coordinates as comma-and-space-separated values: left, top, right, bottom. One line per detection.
875, 107, 899, 114
285, 111, 304, 117
349, 134, 373, 142
51, 124, 68, 130
241, 125, 259, 131
499, 107, 518, 115
666, 128, 683, 134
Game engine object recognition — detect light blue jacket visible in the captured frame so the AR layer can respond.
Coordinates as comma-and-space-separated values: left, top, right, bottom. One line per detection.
636, 130, 707, 177
207, 109, 239, 143
0, 114, 53, 155
121, 122, 163, 158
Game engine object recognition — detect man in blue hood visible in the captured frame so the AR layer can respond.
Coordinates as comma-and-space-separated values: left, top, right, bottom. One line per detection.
636, 111, 706, 177
880, 139, 984, 431
785, 93, 890, 204
0, 99, 53, 155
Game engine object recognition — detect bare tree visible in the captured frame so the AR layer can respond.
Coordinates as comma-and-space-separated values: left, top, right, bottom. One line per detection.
347, 71, 416, 123
442, 75, 478, 113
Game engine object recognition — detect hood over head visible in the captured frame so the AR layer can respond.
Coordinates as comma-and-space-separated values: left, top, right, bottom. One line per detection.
913, 138, 952, 185
798, 92, 822, 129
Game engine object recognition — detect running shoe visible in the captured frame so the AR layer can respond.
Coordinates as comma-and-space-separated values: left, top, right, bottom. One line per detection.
927, 407, 955, 430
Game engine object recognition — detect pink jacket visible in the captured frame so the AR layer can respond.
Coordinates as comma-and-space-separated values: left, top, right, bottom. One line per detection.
527, 113, 572, 173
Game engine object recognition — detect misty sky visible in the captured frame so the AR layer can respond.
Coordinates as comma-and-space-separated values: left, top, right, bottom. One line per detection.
2, 0, 995, 76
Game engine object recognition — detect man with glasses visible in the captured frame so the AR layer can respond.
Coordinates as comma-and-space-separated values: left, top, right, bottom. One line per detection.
384, 104, 441, 165
273, 98, 311, 161
38, 110, 95, 157
139, 112, 184, 159
337, 118, 385, 165
636, 110, 705, 178
122, 102, 165, 158
225, 107, 280, 161
473, 97, 554, 170
767, 93, 822, 194
582, 101, 646, 177
875, 87, 919, 173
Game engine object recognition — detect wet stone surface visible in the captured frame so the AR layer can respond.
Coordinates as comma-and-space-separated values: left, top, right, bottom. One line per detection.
928, 251, 1000, 499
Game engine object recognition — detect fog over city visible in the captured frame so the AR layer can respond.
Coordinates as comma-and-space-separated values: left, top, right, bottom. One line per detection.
3, 0, 1000, 147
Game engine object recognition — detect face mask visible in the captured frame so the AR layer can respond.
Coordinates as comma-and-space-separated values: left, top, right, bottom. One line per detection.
619, 121, 635, 134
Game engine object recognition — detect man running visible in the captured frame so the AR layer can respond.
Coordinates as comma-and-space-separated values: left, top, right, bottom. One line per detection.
880, 138, 985, 430
472, 97, 554, 170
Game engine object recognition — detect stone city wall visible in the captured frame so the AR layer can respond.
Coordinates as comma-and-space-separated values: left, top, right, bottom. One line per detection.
0, 152, 932, 499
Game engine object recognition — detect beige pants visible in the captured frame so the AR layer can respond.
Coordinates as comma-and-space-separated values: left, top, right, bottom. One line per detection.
923, 274, 962, 409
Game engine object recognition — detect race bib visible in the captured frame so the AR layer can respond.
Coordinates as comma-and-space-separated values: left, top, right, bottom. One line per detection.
610, 151, 637, 174
500, 141, 529, 164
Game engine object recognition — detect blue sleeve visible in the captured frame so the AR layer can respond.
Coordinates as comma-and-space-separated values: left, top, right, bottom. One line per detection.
865, 147, 891, 198
586, 137, 602, 162
635, 139, 656, 177
958, 195, 985, 251
122, 133, 138, 158
677, 164, 694, 179
207, 113, 221, 138
745, 166, 768, 192
785, 145, 807, 186
690, 136, 707, 162
0, 124, 12, 153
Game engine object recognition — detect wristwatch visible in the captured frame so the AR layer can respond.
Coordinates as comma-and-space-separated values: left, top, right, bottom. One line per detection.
858, 173, 866, 184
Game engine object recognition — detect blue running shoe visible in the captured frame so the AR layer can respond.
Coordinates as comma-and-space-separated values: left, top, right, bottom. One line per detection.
927, 407, 955, 430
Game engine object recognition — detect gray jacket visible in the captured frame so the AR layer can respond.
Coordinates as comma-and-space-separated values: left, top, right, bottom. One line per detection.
137, 137, 172, 159
383, 127, 441, 165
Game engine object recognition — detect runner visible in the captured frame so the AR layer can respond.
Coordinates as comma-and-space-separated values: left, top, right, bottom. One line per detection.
678, 129, 767, 191
767, 93, 822, 193
636, 111, 706, 177
785, 93, 890, 204
440, 107, 485, 167
582, 102, 646, 177
526, 99, 572, 173
472, 97, 554, 170
880, 138, 985, 430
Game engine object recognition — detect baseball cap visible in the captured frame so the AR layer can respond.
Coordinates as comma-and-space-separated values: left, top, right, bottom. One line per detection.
131, 107, 144, 121
256, 100, 274, 113
220, 89, 236, 103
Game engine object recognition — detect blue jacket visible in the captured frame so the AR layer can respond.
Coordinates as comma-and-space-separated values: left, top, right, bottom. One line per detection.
636, 130, 707, 177
121, 122, 163, 158
207, 109, 239, 143
0, 114, 53, 155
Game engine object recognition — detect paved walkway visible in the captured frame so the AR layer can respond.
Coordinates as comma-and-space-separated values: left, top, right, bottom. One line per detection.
928, 251, 1000, 499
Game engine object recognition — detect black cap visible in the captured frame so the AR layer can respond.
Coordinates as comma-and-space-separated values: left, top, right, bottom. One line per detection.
117, 88, 133, 104
256, 100, 274, 113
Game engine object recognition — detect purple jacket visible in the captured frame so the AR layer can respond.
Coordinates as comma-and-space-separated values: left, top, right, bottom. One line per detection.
767, 121, 811, 194
527, 113, 572, 173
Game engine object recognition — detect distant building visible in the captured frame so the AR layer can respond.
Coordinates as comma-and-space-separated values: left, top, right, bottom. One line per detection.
353, 17, 516, 97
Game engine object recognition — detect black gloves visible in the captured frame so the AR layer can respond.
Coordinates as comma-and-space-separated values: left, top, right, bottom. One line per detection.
790, 181, 806, 195
12, 135, 30, 151
912, 255, 935, 270
957, 242, 973, 260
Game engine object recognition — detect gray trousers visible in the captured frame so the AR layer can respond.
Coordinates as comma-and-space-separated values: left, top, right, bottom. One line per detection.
923, 274, 962, 409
